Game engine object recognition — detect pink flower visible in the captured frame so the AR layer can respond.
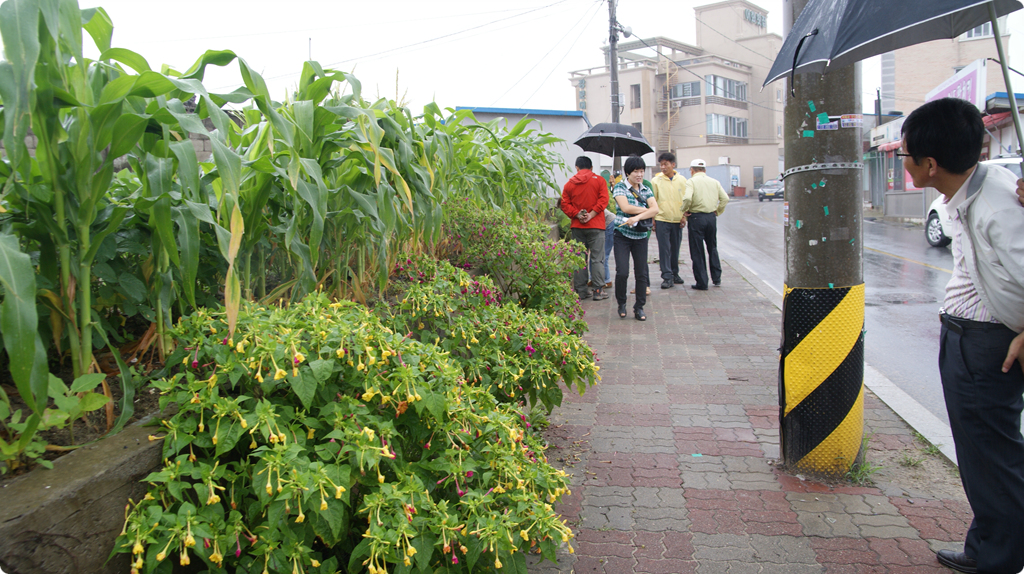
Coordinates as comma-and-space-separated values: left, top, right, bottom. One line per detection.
452, 554, 459, 564
466, 471, 474, 478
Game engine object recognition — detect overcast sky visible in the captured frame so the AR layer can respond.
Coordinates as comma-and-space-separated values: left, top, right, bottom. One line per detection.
83, 0, 1024, 115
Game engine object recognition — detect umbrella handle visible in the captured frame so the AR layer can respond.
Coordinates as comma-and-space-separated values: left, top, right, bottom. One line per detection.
790, 29, 819, 97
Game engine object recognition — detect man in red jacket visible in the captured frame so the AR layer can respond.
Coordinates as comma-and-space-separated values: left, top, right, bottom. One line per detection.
561, 156, 610, 300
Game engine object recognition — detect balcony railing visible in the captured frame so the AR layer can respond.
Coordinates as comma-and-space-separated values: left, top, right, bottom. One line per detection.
705, 95, 748, 109
705, 135, 748, 145
656, 97, 701, 113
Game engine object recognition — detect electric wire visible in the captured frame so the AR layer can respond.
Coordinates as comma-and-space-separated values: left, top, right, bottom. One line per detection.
489, 0, 602, 107
520, 0, 606, 107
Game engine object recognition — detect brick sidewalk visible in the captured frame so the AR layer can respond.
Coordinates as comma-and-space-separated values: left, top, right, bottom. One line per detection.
528, 253, 970, 573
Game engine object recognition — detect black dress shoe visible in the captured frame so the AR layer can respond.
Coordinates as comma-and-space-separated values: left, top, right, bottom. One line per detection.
660, 280, 673, 289
936, 549, 977, 573
634, 308, 646, 321
690, 284, 708, 291
713, 281, 721, 287
618, 303, 627, 319
673, 276, 685, 284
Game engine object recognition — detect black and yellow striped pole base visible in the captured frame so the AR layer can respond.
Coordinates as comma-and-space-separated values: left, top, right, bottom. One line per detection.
779, 284, 865, 477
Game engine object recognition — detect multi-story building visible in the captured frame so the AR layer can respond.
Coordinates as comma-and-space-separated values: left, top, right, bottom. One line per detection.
568, 0, 784, 191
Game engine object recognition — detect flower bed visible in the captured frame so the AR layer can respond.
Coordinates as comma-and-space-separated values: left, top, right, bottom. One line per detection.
115, 255, 597, 573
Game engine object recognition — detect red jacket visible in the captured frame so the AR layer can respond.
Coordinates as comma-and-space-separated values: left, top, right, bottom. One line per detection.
560, 169, 608, 229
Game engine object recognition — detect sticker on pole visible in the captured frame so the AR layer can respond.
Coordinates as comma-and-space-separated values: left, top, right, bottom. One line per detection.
840, 114, 863, 128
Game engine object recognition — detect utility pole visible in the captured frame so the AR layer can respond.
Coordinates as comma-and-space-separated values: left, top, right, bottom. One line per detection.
609, 0, 621, 174
779, 0, 865, 478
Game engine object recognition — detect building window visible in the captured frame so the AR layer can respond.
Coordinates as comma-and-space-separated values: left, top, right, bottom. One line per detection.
964, 22, 992, 38
776, 88, 782, 103
630, 84, 641, 109
706, 114, 747, 138
753, 166, 764, 189
670, 81, 701, 99
705, 75, 747, 101
632, 122, 643, 134
777, 125, 782, 137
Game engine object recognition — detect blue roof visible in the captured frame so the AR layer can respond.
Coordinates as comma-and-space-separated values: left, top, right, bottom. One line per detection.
455, 107, 585, 118
986, 92, 1024, 100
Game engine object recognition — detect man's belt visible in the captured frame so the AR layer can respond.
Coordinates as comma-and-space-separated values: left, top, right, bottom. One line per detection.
939, 312, 1009, 336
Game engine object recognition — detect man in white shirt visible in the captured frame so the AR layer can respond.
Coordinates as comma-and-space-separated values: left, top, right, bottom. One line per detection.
902, 98, 1024, 574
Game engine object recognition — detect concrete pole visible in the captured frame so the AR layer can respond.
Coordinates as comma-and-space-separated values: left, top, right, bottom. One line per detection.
609, 0, 621, 174
779, 0, 865, 478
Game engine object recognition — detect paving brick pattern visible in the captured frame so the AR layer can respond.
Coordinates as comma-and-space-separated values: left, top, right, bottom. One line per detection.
527, 257, 971, 573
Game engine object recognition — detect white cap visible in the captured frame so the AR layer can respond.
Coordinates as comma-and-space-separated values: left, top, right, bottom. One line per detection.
690, 159, 706, 168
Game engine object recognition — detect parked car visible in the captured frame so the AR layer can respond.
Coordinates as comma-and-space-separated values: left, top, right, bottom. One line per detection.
758, 179, 783, 202
925, 157, 1022, 247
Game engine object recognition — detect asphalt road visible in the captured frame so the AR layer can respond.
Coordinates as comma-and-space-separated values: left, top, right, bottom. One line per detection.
715, 197, 956, 425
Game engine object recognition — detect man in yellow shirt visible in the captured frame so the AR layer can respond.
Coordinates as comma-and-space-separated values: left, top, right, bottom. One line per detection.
651, 153, 688, 289
684, 159, 729, 290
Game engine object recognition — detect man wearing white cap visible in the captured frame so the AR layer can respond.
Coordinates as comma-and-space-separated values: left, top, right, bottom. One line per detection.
684, 159, 729, 290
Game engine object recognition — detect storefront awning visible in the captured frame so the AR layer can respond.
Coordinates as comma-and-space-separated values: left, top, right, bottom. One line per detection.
877, 140, 902, 152
983, 111, 1012, 128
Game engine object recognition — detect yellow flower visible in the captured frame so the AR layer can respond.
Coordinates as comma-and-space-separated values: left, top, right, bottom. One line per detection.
255, 372, 264, 383
295, 352, 305, 364
520, 530, 529, 541
336, 347, 345, 358
292, 367, 299, 377
295, 512, 305, 523
406, 546, 417, 557
335, 485, 345, 498
495, 558, 502, 568
307, 428, 316, 440
132, 541, 144, 555
236, 341, 245, 353
274, 368, 287, 380
206, 494, 220, 505
404, 557, 412, 567
377, 473, 385, 484
156, 552, 166, 562
209, 550, 223, 566
180, 551, 190, 566
311, 559, 321, 567
320, 499, 328, 511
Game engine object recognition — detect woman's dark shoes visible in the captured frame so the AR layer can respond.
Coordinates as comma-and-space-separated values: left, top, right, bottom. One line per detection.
618, 303, 627, 319
660, 280, 674, 289
936, 550, 977, 573
691, 284, 709, 291
634, 308, 646, 321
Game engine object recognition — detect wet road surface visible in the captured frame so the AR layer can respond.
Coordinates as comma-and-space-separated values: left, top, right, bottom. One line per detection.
715, 197, 955, 424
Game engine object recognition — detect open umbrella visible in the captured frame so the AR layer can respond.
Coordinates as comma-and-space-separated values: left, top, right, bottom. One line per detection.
763, 0, 1024, 157
573, 122, 654, 158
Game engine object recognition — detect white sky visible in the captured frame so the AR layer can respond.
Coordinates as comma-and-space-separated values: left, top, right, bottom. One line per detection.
83, 0, 1024, 115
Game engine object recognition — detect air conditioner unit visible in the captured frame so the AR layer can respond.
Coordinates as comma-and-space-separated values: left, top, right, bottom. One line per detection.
672, 100, 682, 108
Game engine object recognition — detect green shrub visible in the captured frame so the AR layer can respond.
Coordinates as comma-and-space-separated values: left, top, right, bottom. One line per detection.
116, 291, 576, 573
383, 257, 598, 413
444, 205, 587, 335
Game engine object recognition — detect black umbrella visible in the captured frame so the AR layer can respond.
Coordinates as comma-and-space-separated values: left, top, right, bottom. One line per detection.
573, 122, 654, 157
763, 0, 1024, 158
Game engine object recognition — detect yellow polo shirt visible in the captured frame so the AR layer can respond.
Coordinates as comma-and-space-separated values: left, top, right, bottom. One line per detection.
684, 171, 729, 216
651, 171, 688, 223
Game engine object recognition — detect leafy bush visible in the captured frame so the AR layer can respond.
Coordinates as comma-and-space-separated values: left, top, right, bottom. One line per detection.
383, 257, 597, 413
444, 205, 587, 335
116, 290, 577, 573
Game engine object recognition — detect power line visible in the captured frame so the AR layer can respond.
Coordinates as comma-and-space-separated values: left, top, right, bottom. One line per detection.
489, 0, 602, 107
520, 0, 605, 107
692, 15, 776, 64
623, 36, 782, 114
315, 0, 574, 74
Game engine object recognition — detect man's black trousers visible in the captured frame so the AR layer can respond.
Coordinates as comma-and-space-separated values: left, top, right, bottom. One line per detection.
687, 212, 720, 289
655, 221, 682, 282
939, 317, 1024, 574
